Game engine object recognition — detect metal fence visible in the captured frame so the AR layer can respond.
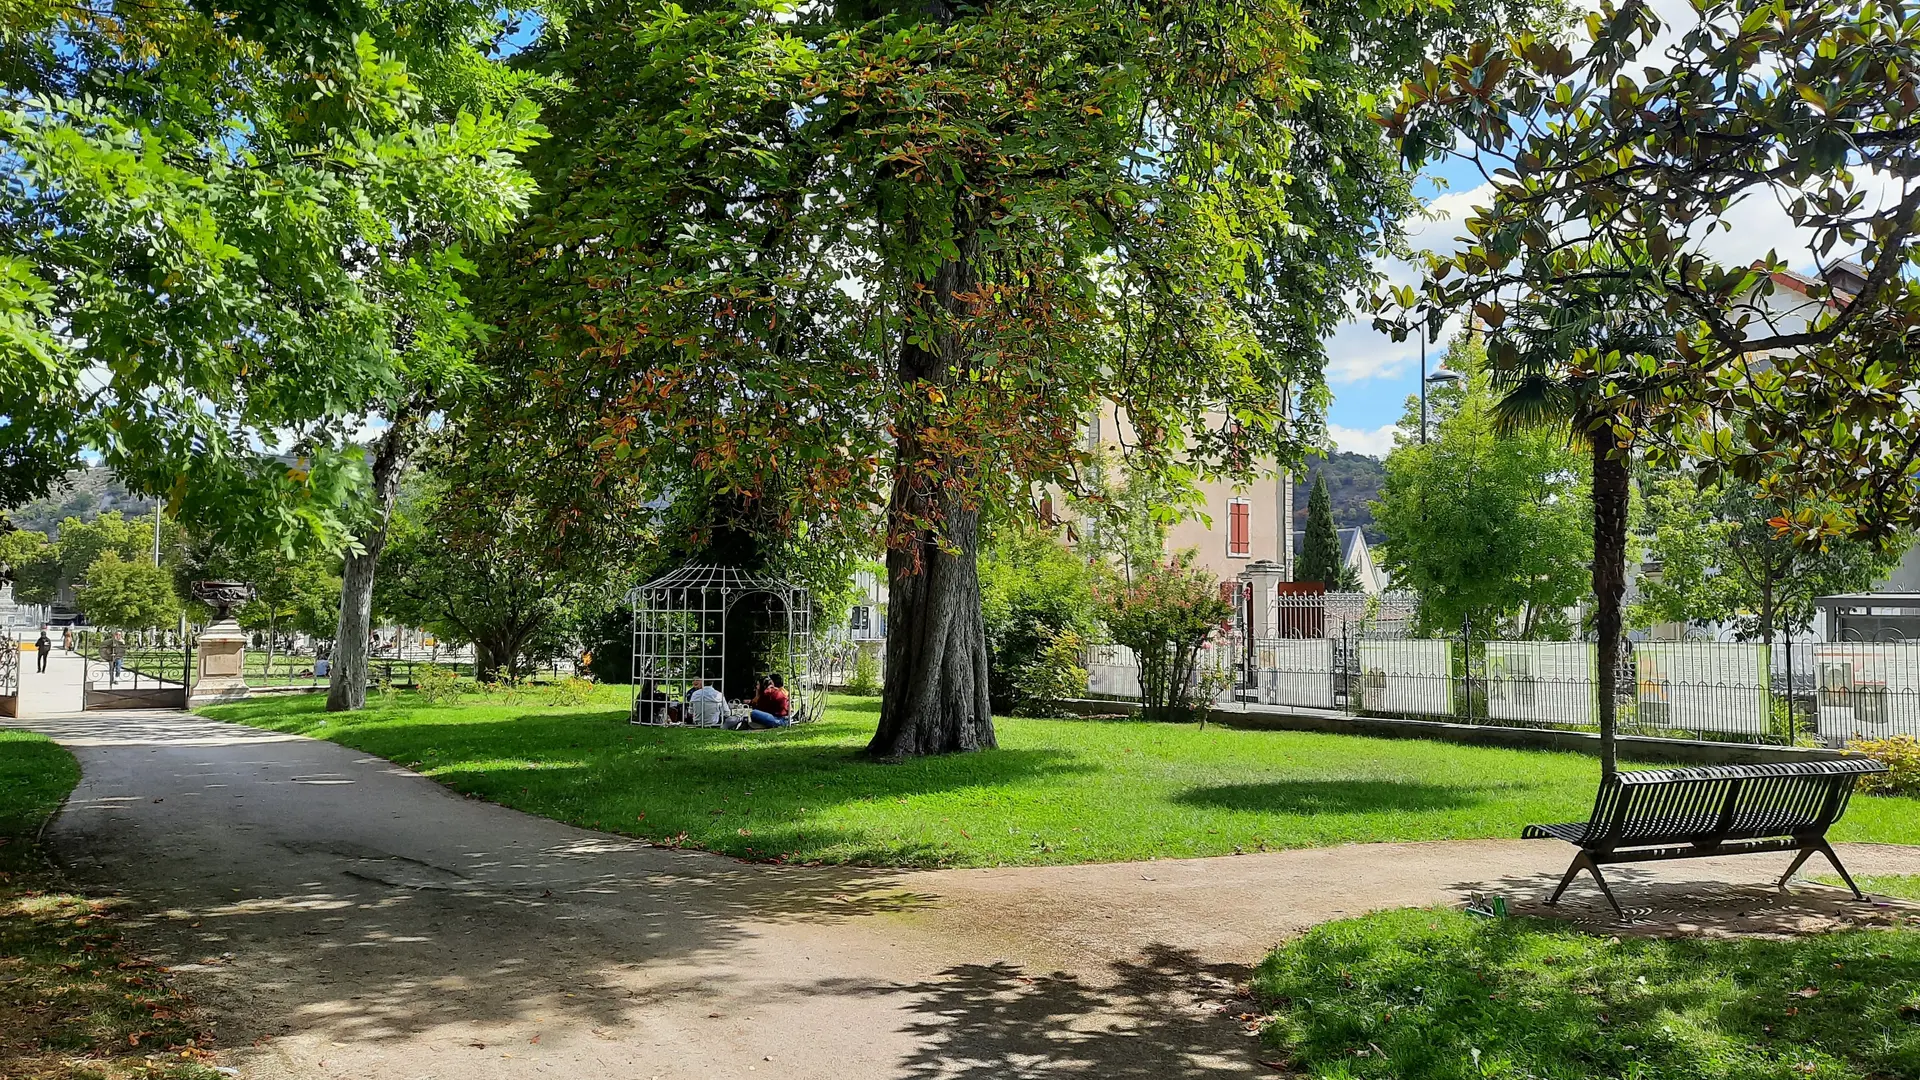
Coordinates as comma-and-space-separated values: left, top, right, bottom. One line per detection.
0, 635, 18, 700
1078, 590, 1920, 748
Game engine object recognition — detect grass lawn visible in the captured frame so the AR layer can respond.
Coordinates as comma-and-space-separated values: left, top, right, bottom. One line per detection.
0, 729, 220, 1079
1254, 907, 1920, 1079
200, 691, 1920, 868
1820, 874, 1920, 901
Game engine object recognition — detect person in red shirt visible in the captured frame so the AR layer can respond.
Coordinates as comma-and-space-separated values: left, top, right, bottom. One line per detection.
748, 673, 792, 728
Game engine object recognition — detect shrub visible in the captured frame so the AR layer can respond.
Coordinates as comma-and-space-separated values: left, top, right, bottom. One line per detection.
544, 674, 596, 707
413, 664, 461, 705
1013, 629, 1089, 717
848, 647, 880, 696
980, 528, 1103, 714
1846, 734, 1920, 795
1100, 554, 1233, 723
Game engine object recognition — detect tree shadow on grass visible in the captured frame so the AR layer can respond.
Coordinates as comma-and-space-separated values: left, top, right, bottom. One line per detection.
1173, 779, 1491, 815
251, 708, 1097, 865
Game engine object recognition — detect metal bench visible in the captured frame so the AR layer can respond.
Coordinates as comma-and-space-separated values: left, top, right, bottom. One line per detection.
1523, 758, 1889, 920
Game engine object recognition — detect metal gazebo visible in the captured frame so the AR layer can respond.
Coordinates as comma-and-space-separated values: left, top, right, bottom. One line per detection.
627, 565, 818, 725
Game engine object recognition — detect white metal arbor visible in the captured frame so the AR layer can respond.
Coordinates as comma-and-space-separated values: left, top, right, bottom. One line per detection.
628, 565, 819, 725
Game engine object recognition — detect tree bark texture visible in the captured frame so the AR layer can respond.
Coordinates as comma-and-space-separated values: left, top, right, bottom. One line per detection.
327, 412, 417, 712
1590, 429, 1630, 781
869, 211, 996, 757
871, 491, 996, 757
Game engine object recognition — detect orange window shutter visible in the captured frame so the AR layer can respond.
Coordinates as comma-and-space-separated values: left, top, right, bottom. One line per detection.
1229, 501, 1249, 555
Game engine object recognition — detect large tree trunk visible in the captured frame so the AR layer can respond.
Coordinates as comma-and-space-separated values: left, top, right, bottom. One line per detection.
869, 202, 995, 757
871, 490, 995, 757
1590, 429, 1630, 781
327, 412, 417, 712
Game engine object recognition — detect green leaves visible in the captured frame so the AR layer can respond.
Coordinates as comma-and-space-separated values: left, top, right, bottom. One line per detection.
1379, 0, 1920, 543
2, 2, 547, 553
477, 0, 1528, 555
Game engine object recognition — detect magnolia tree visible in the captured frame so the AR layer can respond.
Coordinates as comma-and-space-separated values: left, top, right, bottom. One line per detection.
481, 0, 1551, 756
1375, 0, 1920, 776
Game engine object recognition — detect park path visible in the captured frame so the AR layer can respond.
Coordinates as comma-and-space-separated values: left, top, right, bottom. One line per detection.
11, 709, 1920, 1080
8, 635, 87, 716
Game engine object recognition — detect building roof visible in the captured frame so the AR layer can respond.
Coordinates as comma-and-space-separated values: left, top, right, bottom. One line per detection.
1292, 527, 1368, 557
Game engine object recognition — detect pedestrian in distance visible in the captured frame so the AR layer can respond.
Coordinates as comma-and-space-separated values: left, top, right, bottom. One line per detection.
35, 625, 51, 673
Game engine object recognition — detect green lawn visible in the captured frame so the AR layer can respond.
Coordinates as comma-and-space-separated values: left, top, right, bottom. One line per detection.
199, 691, 1920, 868
1254, 907, 1920, 1079
0, 730, 78, 876
0, 729, 220, 1079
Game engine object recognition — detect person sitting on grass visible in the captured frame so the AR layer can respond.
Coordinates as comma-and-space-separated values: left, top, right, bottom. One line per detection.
747, 673, 792, 728
629, 680, 669, 723
685, 678, 727, 726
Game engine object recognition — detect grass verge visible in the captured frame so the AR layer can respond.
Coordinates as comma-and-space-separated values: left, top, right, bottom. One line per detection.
200, 690, 1920, 868
1818, 874, 1920, 901
1255, 906, 1920, 1079
0, 728, 220, 1080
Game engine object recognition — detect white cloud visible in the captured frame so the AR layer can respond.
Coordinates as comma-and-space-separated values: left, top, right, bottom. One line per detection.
1328, 423, 1401, 459
1325, 309, 1470, 385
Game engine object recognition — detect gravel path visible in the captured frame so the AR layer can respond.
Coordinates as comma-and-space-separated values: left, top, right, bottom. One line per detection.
13, 709, 1919, 1079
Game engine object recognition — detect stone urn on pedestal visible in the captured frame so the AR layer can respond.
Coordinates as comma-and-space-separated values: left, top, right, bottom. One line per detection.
188, 581, 255, 708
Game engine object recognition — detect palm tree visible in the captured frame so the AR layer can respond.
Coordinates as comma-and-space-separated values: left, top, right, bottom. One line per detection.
1484, 277, 1673, 780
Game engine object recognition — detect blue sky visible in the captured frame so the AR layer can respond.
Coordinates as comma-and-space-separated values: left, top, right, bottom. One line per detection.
1319, 153, 1491, 457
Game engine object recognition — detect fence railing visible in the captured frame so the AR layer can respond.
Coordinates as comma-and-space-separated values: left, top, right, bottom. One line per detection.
1076, 590, 1920, 748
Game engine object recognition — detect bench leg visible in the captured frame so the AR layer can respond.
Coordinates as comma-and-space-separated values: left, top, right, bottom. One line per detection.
1779, 840, 1866, 900
1547, 851, 1625, 921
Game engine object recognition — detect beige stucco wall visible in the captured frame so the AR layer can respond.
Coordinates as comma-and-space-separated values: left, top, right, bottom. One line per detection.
1162, 473, 1290, 583
1064, 401, 1294, 585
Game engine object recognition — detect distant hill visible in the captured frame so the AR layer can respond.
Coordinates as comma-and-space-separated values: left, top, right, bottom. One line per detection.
1295, 451, 1385, 544
4, 469, 157, 537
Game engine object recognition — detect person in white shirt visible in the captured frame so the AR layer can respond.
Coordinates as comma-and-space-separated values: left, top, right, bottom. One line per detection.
685, 678, 727, 726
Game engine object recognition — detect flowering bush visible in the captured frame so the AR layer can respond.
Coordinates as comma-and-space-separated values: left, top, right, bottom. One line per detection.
1845, 735, 1920, 796
413, 664, 461, 705
544, 674, 597, 707
1101, 555, 1233, 723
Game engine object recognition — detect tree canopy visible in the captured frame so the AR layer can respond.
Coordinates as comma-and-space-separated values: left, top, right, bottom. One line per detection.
1373, 347, 1592, 637
1296, 475, 1343, 588
478, 0, 1551, 753
1377, 0, 1920, 546
1634, 472, 1906, 644
1, 0, 548, 549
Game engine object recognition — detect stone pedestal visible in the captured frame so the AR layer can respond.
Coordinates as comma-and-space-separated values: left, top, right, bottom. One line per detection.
188, 619, 252, 707
1240, 559, 1288, 639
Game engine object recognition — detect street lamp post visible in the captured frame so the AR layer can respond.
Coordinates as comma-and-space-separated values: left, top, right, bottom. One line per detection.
1419, 330, 1428, 444
1421, 326, 1463, 443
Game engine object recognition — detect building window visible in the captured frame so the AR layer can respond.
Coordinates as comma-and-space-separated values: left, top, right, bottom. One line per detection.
1228, 498, 1251, 557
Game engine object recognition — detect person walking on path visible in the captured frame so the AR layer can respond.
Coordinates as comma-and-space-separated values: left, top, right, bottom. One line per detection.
35, 626, 52, 673
61, 625, 73, 652
105, 631, 126, 684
